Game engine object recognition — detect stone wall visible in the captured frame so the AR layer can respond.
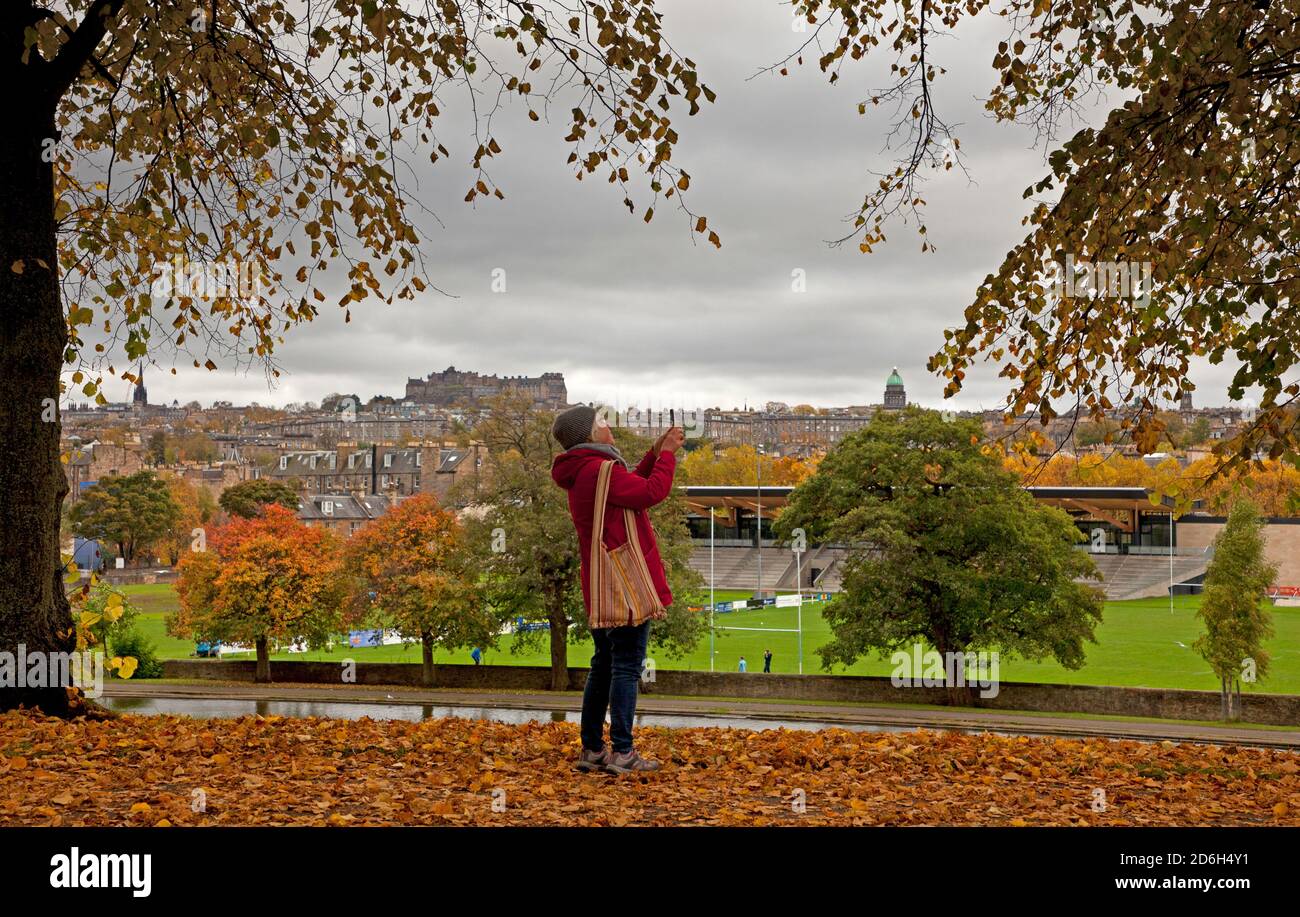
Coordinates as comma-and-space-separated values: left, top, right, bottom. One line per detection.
103, 567, 178, 585
163, 660, 1300, 727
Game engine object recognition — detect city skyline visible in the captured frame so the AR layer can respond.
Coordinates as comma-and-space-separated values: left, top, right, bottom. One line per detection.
60, 0, 1284, 420
91, 359, 1245, 418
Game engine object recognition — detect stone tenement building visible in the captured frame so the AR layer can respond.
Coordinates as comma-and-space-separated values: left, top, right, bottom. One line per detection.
404, 366, 567, 409
703, 409, 877, 455
700, 369, 911, 455
62, 439, 150, 503
259, 442, 487, 505
257, 410, 454, 447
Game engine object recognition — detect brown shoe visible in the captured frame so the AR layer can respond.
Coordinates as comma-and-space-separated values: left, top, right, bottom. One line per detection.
605, 749, 661, 774
576, 746, 611, 773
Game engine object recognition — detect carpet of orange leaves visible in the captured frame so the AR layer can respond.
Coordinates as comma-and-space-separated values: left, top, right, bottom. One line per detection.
2, 710, 1297, 826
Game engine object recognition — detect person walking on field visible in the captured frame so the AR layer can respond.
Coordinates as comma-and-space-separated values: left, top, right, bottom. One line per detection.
763, 649, 772, 673
738, 656, 747, 673
550, 405, 684, 775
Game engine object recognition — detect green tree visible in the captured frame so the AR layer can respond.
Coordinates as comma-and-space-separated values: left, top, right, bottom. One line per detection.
775, 407, 1105, 705
321, 393, 361, 414
1194, 500, 1277, 721
146, 431, 166, 466
173, 431, 217, 463
66, 470, 180, 565
1073, 419, 1123, 448
218, 478, 301, 519
3, 0, 712, 716
1181, 417, 1212, 449
1154, 411, 1185, 451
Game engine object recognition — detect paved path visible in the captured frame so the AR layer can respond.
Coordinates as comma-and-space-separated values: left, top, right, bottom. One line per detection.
101, 681, 1300, 750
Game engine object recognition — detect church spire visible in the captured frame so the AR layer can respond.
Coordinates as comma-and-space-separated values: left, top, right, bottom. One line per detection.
132, 362, 148, 406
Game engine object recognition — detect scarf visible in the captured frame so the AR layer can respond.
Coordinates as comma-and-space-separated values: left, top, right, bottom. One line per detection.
569, 442, 629, 469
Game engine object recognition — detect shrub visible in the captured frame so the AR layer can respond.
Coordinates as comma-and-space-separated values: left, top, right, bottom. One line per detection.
109, 629, 165, 679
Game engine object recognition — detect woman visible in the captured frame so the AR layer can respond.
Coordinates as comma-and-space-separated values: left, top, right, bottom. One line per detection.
550, 405, 684, 774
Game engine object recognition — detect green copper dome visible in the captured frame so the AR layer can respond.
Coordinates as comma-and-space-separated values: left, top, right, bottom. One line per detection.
886, 368, 904, 386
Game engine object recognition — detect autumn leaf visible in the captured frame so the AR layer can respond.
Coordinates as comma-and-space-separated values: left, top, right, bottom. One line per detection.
3, 710, 1298, 827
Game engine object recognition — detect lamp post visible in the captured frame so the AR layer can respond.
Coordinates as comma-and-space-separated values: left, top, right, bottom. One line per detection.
793, 538, 804, 674
756, 441, 765, 600
709, 507, 715, 672
1169, 509, 1175, 615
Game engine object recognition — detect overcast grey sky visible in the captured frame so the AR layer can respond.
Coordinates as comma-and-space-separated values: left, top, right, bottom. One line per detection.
110, 1, 1255, 414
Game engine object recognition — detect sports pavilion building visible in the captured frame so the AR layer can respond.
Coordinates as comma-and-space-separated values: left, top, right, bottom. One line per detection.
681, 485, 1300, 602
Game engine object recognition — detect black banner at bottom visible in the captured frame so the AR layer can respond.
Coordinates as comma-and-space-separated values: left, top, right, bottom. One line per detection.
3, 826, 1287, 904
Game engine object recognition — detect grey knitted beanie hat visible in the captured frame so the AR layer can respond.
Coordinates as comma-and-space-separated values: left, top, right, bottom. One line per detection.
551, 404, 598, 450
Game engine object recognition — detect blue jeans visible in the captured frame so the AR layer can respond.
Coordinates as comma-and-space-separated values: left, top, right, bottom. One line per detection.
581, 621, 650, 754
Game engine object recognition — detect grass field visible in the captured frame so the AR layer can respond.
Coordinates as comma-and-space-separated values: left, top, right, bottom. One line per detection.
119, 584, 1300, 694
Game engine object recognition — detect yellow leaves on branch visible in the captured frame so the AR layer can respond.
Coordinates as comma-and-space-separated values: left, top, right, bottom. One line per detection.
3, 712, 1297, 827
52, 0, 720, 382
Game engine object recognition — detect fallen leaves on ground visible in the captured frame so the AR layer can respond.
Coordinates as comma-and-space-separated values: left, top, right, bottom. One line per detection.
1, 709, 1297, 826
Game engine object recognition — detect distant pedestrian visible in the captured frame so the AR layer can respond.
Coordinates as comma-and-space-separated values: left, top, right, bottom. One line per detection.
471, 647, 482, 665
763, 649, 772, 673
738, 656, 747, 673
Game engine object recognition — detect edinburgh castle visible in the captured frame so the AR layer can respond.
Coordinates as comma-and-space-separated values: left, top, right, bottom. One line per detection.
403, 366, 568, 409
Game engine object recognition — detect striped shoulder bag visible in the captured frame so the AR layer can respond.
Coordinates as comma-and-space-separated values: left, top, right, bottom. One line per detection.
587, 459, 667, 629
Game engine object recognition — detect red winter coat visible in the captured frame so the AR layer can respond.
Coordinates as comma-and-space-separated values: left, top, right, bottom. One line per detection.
551, 446, 677, 616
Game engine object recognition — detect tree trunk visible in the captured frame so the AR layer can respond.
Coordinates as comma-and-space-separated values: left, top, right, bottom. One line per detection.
0, 51, 75, 717
944, 681, 975, 708
255, 636, 271, 683
547, 602, 569, 691
933, 633, 975, 707
421, 632, 435, 687
1221, 678, 1229, 721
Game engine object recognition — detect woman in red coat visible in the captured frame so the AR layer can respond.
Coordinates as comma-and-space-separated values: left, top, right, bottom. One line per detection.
550, 405, 683, 774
